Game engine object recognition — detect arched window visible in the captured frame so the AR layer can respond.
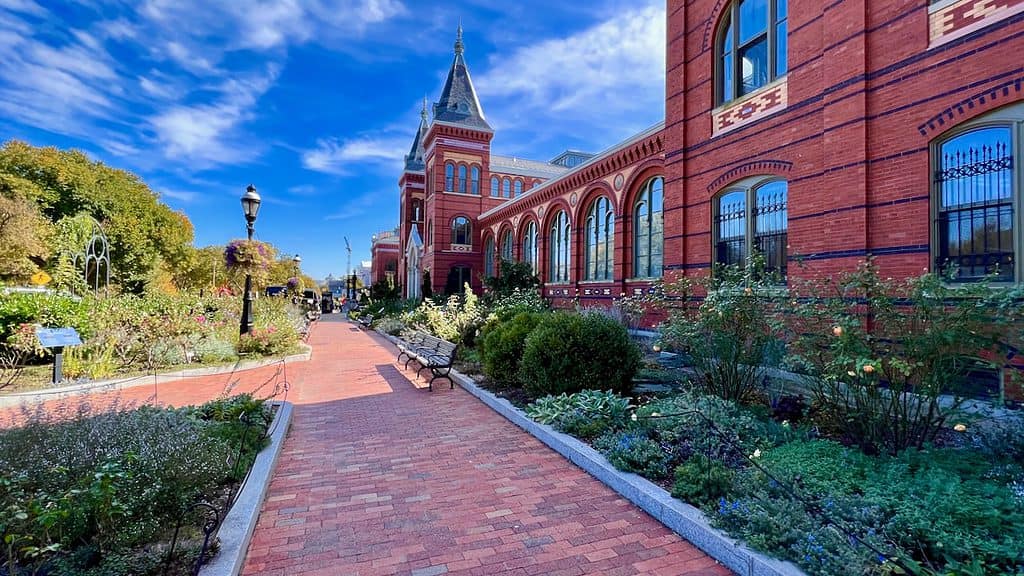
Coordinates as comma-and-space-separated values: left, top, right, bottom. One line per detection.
458, 165, 467, 193
471, 166, 480, 195
490, 176, 500, 197
714, 178, 788, 279
514, 180, 523, 197
521, 221, 538, 273
935, 120, 1016, 282
717, 0, 788, 105
484, 236, 495, 277
584, 196, 614, 280
501, 229, 514, 262
502, 178, 511, 198
445, 163, 455, 191
427, 219, 433, 248
451, 216, 471, 246
411, 199, 423, 223
633, 177, 665, 278
549, 210, 570, 283
531, 181, 540, 190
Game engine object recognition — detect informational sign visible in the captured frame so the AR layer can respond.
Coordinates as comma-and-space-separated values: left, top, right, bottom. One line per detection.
30, 271, 51, 286
35, 327, 82, 349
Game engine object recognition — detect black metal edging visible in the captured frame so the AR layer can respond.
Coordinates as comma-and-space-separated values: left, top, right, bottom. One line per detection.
199, 400, 294, 576
448, 369, 807, 576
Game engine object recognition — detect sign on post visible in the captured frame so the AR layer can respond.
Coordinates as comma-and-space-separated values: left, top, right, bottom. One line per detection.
35, 327, 82, 384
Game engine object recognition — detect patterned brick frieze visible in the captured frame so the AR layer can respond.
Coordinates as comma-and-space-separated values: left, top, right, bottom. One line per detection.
930, 0, 1024, 46
712, 79, 788, 136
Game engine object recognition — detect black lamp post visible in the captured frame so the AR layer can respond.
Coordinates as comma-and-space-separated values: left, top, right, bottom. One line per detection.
240, 184, 262, 336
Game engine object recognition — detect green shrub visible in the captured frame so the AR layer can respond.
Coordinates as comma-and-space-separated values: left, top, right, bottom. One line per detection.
672, 455, 735, 507
519, 312, 640, 398
488, 288, 549, 322
758, 440, 871, 497
594, 430, 671, 479
0, 396, 270, 574
0, 291, 90, 342
525, 390, 631, 439
634, 391, 792, 466
194, 335, 237, 363
481, 312, 544, 388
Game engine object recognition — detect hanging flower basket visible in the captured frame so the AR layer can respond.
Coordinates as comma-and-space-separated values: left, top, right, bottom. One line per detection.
224, 240, 274, 279
287, 276, 301, 291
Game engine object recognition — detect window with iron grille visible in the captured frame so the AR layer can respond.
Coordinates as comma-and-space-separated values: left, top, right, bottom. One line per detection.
714, 178, 788, 279
934, 126, 1014, 282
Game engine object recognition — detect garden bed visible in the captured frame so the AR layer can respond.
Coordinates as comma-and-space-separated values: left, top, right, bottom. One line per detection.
0, 394, 282, 575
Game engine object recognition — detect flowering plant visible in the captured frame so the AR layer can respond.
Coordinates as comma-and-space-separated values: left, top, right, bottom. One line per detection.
224, 240, 275, 279
286, 276, 300, 290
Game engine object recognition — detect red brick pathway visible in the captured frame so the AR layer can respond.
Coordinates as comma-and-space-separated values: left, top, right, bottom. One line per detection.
239, 317, 731, 576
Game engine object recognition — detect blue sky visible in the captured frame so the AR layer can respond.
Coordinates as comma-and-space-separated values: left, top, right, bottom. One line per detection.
0, 0, 666, 280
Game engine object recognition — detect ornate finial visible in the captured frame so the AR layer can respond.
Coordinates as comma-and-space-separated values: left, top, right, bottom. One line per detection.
421, 97, 428, 120
454, 22, 464, 54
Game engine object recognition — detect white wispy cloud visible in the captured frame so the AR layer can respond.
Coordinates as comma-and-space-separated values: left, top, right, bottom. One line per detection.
476, 2, 665, 145
302, 135, 408, 175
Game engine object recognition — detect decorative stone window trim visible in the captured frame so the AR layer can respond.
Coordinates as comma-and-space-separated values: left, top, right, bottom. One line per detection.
712, 77, 788, 137
929, 0, 1024, 49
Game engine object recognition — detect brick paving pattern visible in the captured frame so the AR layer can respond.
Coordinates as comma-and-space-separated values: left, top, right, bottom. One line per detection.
2, 316, 731, 575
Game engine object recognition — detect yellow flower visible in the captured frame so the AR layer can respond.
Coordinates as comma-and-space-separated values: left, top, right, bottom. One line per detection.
832, 326, 843, 337
953, 423, 967, 432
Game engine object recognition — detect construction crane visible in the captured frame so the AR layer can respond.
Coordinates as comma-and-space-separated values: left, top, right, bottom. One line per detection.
343, 236, 352, 299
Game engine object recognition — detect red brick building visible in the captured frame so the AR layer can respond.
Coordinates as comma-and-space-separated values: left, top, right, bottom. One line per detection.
370, 229, 399, 286
395, 2, 1022, 392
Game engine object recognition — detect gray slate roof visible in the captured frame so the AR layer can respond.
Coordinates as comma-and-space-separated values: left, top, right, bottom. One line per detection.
433, 26, 492, 132
490, 155, 570, 178
404, 100, 429, 172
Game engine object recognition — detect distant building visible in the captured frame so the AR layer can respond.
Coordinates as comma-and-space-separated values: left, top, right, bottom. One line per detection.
355, 261, 372, 288
370, 229, 400, 287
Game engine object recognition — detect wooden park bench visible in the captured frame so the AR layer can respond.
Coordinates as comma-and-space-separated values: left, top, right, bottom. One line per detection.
396, 330, 457, 391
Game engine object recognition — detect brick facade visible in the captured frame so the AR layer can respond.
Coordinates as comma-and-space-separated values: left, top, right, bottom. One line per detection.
393, 4, 1024, 394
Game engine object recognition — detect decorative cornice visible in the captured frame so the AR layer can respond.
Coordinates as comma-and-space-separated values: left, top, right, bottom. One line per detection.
917, 75, 1023, 135
706, 160, 793, 192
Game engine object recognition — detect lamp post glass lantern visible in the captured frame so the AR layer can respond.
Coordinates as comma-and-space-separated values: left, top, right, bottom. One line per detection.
240, 184, 262, 336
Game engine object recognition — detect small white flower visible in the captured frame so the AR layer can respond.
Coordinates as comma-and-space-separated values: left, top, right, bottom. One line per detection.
631, 413, 638, 422
752, 449, 762, 459
651, 412, 660, 417
781, 420, 790, 428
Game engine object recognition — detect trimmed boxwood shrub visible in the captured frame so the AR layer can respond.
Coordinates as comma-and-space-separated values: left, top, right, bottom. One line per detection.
519, 311, 641, 398
480, 312, 544, 388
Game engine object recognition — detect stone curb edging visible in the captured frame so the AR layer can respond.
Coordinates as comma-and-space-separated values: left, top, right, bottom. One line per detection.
201, 400, 294, 576
448, 369, 807, 576
0, 345, 312, 408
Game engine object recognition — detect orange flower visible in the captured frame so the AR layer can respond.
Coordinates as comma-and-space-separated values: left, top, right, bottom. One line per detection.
832, 326, 843, 337
862, 364, 875, 374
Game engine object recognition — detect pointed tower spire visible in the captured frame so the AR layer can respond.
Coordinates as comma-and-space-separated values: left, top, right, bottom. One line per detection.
433, 24, 491, 131
404, 99, 430, 172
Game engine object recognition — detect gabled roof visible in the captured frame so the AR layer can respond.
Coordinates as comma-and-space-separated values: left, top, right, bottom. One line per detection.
490, 155, 570, 178
407, 223, 424, 254
404, 99, 429, 172
433, 25, 492, 132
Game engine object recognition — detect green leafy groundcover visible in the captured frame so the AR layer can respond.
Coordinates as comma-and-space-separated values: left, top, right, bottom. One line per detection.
525, 390, 1024, 576
0, 394, 272, 576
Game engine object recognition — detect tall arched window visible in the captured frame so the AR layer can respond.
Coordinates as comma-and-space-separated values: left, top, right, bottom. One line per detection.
502, 178, 511, 198
717, 0, 788, 105
714, 178, 788, 279
501, 229, 514, 262
471, 166, 480, 195
445, 163, 455, 191
935, 121, 1016, 282
491, 176, 500, 197
458, 165, 467, 193
427, 219, 433, 248
584, 196, 614, 280
633, 177, 664, 278
549, 210, 570, 283
451, 216, 471, 246
514, 180, 523, 197
521, 221, 538, 273
411, 199, 423, 223
484, 236, 495, 277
